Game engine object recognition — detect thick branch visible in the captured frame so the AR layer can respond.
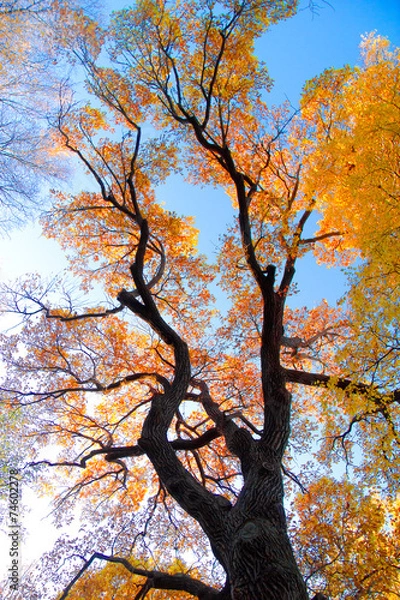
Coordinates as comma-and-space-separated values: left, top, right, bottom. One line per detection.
107, 427, 222, 460
59, 552, 221, 600
300, 231, 342, 245
28, 428, 223, 471
117, 223, 226, 540
193, 379, 254, 463
285, 368, 400, 404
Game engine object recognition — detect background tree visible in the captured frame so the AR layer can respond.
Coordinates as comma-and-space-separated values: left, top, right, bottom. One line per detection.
0, 0, 58, 226
0, 1, 399, 599
292, 477, 400, 598
0, 0, 97, 229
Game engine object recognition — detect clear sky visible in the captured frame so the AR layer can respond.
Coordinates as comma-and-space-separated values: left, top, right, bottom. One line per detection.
262, 0, 400, 105
0, 0, 399, 586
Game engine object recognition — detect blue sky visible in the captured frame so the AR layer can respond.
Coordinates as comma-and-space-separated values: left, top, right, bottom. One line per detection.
261, 0, 400, 105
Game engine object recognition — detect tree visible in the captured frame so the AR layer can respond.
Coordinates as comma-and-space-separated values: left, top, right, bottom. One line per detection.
0, 0, 67, 228
0, 1, 398, 599
292, 477, 400, 598
0, 0, 96, 229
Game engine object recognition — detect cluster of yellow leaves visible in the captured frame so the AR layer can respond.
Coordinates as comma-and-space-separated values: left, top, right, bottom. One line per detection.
294, 35, 399, 494
301, 33, 400, 268
291, 477, 400, 599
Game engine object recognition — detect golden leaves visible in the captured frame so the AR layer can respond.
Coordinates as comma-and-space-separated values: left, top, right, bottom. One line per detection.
292, 477, 400, 598
300, 34, 400, 268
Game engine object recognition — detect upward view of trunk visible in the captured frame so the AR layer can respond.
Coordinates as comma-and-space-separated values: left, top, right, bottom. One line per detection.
199, 379, 309, 599
222, 471, 308, 599
227, 518, 308, 599
138, 398, 309, 599
116, 117, 310, 596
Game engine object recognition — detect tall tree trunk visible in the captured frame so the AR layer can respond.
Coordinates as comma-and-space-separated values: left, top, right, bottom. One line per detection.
213, 464, 308, 599
227, 515, 308, 599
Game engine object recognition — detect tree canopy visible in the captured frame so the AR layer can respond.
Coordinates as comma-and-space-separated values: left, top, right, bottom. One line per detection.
0, 1, 399, 599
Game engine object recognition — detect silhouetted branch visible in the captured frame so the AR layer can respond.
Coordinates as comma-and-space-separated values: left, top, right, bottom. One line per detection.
285, 368, 400, 404
59, 552, 221, 600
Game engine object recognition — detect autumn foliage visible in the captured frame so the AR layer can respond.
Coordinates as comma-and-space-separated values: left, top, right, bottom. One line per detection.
0, 1, 399, 599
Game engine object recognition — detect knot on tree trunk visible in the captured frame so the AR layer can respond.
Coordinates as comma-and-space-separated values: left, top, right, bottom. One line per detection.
228, 518, 309, 599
